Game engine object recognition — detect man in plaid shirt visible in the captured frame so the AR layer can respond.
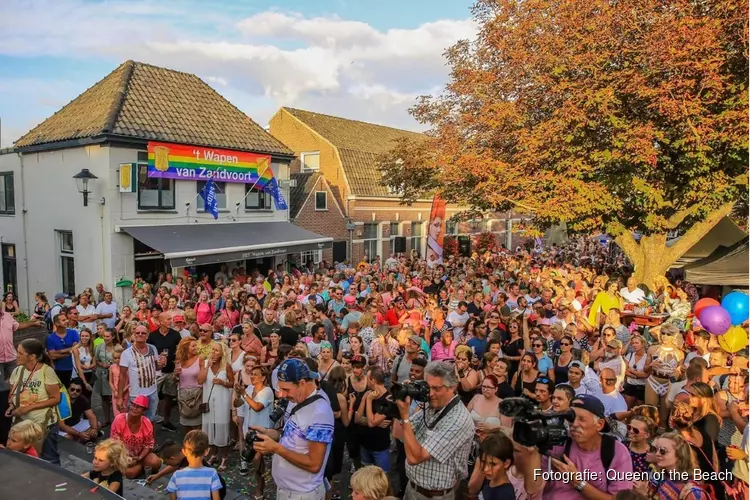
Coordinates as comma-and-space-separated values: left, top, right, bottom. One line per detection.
396, 361, 474, 500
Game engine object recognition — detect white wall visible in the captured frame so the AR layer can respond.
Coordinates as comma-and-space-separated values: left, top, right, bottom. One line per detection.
0, 150, 27, 308
1, 143, 291, 311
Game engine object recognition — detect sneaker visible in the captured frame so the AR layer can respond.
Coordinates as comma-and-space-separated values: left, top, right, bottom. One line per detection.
162, 422, 177, 432
239, 460, 249, 475
154, 415, 165, 424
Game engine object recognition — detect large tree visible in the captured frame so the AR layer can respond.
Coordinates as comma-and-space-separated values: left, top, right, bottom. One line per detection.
381, 0, 748, 285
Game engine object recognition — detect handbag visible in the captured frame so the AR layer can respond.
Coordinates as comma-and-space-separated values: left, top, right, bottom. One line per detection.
199, 382, 215, 414
178, 387, 204, 419
692, 442, 744, 500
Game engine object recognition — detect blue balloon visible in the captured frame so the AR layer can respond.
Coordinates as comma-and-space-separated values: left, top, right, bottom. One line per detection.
721, 291, 750, 326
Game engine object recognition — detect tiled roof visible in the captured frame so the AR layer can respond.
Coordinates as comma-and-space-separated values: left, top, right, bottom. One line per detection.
282, 107, 425, 196
289, 171, 322, 218
16, 61, 293, 156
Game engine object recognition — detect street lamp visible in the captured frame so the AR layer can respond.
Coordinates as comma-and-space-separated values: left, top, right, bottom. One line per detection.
73, 169, 98, 207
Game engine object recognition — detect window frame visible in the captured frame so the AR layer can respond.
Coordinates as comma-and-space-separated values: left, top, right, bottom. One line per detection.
0, 172, 15, 215
196, 180, 228, 211
300, 249, 322, 265
137, 152, 175, 210
300, 152, 320, 172
314, 191, 327, 211
244, 184, 273, 211
57, 230, 75, 295
389, 222, 400, 254
411, 221, 424, 255
363, 223, 378, 261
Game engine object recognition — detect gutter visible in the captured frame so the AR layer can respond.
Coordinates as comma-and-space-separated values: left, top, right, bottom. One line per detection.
164, 237, 333, 259
17, 152, 31, 311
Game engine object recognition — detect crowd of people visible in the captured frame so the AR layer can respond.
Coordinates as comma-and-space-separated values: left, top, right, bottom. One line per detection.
1, 241, 748, 500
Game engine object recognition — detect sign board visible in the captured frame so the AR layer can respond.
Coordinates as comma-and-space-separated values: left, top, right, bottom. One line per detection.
170, 240, 332, 268
147, 141, 273, 184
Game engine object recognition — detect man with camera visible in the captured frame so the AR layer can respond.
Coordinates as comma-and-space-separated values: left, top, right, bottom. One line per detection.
542, 394, 633, 499
251, 358, 334, 500
396, 361, 474, 500
393, 357, 428, 497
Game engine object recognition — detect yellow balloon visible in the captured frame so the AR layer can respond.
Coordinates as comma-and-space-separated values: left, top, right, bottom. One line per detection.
718, 326, 749, 354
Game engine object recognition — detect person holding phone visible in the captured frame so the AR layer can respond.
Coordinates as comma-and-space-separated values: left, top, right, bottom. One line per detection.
147, 312, 181, 430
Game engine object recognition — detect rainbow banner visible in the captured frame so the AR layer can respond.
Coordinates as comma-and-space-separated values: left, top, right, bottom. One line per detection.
147, 141, 274, 186
426, 194, 446, 267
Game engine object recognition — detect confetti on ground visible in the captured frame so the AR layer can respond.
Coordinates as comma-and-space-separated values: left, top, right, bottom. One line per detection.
54, 488, 67, 492
55, 483, 67, 488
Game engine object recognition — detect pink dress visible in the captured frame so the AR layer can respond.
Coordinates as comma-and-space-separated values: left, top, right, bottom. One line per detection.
110, 364, 128, 417
195, 302, 214, 325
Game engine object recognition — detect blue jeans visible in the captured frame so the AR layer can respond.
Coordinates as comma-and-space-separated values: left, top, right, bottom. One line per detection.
129, 392, 158, 421
42, 422, 60, 465
360, 447, 390, 472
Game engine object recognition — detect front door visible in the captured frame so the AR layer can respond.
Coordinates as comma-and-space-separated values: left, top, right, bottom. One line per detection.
1, 244, 17, 295
332, 241, 347, 264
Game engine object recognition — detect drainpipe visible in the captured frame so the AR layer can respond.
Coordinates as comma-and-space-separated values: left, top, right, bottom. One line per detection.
17, 152, 31, 312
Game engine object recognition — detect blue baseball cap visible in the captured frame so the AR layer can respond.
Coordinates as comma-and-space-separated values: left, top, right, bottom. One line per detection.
277, 358, 314, 383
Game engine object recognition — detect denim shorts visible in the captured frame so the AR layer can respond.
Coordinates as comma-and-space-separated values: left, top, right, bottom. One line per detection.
360, 447, 391, 472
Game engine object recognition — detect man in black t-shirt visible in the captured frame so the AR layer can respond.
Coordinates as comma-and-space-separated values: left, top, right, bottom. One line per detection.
58, 378, 99, 442
147, 312, 181, 431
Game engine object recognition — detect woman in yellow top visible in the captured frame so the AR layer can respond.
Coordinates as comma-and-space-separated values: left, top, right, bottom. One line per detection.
587, 280, 622, 327
7, 338, 62, 463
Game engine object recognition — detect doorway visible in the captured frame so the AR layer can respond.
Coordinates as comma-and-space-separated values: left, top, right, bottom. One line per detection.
1, 244, 17, 295
332, 241, 347, 264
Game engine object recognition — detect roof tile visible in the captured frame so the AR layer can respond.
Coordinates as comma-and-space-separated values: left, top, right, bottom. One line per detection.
282, 107, 425, 197
16, 61, 293, 156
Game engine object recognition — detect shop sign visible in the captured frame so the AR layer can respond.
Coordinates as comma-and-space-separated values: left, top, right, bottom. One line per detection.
170, 241, 331, 268
147, 141, 273, 184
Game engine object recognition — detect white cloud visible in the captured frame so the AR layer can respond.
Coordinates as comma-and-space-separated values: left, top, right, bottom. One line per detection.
0, 1, 475, 143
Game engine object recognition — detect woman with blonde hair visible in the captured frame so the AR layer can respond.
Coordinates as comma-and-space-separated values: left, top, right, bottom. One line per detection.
174, 337, 202, 431
646, 432, 710, 499
357, 311, 375, 349
688, 381, 722, 442
197, 341, 234, 471
455, 344, 480, 405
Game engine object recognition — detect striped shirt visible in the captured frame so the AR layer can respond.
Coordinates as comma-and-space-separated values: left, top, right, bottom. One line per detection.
166, 466, 221, 499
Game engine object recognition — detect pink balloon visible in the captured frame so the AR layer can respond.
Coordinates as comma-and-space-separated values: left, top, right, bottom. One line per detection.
698, 305, 732, 335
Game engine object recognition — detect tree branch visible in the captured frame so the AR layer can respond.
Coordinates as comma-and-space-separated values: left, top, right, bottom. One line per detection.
614, 229, 643, 268
665, 201, 736, 264
666, 205, 702, 229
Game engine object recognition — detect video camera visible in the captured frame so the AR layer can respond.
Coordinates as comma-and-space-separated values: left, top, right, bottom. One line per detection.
372, 381, 430, 420
498, 397, 574, 452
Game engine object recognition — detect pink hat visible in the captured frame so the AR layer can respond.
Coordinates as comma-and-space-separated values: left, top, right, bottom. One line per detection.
540, 318, 552, 326
132, 395, 150, 409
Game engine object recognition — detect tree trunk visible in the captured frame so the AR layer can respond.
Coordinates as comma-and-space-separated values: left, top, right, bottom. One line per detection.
614, 203, 735, 287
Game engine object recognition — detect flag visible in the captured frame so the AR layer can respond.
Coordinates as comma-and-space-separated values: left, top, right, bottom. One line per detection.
426, 194, 446, 267
201, 179, 219, 220
263, 177, 288, 211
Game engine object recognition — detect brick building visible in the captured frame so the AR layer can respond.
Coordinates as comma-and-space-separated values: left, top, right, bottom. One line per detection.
270, 108, 521, 264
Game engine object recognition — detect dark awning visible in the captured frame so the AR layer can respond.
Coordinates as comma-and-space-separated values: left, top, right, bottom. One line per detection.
120, 222, 332, 267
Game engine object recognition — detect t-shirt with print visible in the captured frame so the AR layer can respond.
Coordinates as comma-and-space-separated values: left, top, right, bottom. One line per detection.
272, 394, 334, 493
542, 438, 633, 499
46, 329, 80, 372
119, 344, 159, 396
9, 363, 60, 427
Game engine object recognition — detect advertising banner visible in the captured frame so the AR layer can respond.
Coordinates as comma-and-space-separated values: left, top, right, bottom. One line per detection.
147, 141, 273, 185
426, 194, 446, 267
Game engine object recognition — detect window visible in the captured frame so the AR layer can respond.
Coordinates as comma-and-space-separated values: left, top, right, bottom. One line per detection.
301, 152, 320, 172
137, 152, 174, 210
0, 173, 14, 215
315, 191, 327, 210
245, 185, 273, 210
57, 230, 75, 295
196, 181, 227, 210
300, 249, 322, 265
363, 223, 378, 262
411, 222, 423, 255
446, 220, 457, 235
389, 222, 399, 253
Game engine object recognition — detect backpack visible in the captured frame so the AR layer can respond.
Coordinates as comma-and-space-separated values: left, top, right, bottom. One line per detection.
44, 303, 63, 332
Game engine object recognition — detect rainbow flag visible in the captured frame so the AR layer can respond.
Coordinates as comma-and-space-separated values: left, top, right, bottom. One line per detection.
147, 141, 274, 185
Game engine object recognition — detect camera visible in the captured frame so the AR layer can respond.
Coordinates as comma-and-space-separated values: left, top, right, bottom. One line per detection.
391, 381, 430, 402
499, 397, 574, 452
240, 429, 264, 463
269, 398, 290, 423
372, 381, 430, 419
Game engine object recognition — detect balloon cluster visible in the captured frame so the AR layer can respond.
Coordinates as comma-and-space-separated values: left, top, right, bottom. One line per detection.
694, 292, 749, 353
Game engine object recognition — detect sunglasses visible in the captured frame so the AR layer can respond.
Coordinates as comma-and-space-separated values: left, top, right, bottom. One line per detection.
650, 445, 669, 456
627, 425, 642, 435
603, 378, 617, 384
536, 377, 551, 384
533, 343, 544, 348
560, 342, 572, 346
68, 388, 82, 393
481, 385, 496, 390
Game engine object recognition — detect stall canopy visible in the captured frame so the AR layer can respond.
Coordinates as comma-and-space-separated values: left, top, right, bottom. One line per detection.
684, 237, 749, 287
121, 222, 332, 267
668, 217, 747, 268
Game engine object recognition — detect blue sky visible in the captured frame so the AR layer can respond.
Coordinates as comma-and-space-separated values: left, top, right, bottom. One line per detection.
0, 0, 475, 147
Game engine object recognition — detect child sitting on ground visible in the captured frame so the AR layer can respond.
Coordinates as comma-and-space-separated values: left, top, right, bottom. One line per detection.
350, 465, 392, 500
81, 439, 129, 496
2, 420, 43, 457
167, 430, 224, 500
